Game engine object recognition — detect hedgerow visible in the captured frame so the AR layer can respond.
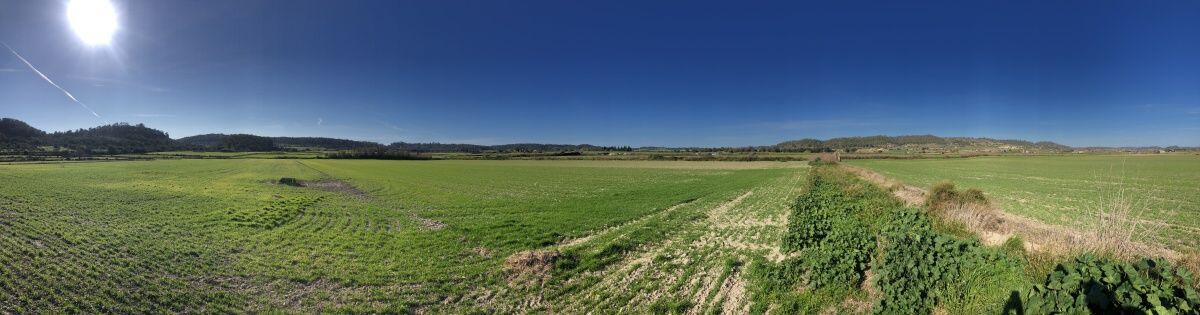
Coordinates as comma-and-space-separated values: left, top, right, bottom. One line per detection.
1023, 255, 1200, 314
781, 167, 879, 290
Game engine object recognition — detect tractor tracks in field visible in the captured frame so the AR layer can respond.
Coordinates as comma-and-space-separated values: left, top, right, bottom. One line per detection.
540, 168, 808, 314
554, 197, 702, 249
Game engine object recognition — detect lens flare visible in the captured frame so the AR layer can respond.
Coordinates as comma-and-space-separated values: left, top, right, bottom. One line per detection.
67, 0, 118, 46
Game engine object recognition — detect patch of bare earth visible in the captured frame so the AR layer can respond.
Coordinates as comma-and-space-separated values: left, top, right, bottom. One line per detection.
502, 250, 560, 287
411, 215, 448, 230
470, 246, 493, 258
840, 164, 1181, 261
719, 270, 750, 314
839, 269, 877, 313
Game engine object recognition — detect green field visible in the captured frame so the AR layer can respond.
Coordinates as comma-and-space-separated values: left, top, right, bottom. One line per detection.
847, 155, 1200, 250
0, 159, 805, 313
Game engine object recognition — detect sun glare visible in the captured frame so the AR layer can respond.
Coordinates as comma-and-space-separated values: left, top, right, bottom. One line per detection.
67, 0, 118, 46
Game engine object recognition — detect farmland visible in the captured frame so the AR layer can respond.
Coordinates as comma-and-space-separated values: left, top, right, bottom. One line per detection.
0, 159, 804, 312
3, 156, 1199, 313
847, 155, 1200, 250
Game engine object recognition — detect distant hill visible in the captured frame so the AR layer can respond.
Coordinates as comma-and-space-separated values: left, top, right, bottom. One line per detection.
0, 118, 175, 153
0, 118, 47, 149
8, 117, 1183, 156
388, 142, 632, 153
177, 134, 382, 150
774, 135, 1071, 153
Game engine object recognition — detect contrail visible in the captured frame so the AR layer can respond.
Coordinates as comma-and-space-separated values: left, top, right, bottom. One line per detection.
1, 41, 103, 119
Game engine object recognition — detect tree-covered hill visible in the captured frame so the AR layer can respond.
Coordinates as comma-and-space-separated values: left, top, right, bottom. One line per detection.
0, 119, 174, 153
4, 117, 1184, 156
0, 118, 47, 149
177, 134, 381, 150
388, 142, 627, 153
44, 123, 175, 153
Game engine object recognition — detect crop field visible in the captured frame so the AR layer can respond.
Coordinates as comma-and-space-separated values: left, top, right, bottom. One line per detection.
846, 155, 1200, 250
0, 159, 806, 313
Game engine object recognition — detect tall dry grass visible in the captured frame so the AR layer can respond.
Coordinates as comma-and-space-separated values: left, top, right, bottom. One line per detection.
1082, 176, 1146, 258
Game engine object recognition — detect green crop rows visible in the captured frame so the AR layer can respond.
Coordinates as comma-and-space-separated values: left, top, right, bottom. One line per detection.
4, 157, 1197, 313
0, 159, 797, 312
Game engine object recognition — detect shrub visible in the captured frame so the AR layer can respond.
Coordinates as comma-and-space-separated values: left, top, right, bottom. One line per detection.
803, 215, 875, 289
781, 166, 880, 292
926, 182, 990, 212
873, 208, 1019, 314
1023, 255, 1200, 314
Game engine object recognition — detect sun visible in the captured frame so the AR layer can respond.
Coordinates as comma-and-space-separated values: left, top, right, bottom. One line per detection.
67, 0, 118, 46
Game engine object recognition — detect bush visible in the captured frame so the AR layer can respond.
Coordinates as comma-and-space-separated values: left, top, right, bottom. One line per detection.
1023, 255, 1200, 314
926, 182, 990, 211
803, 216, 875, 289
781, 166, 879, 291
873, 208, 1019, 314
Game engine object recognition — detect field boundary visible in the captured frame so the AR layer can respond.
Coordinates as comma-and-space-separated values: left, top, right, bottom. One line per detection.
839, 163, 1181, 260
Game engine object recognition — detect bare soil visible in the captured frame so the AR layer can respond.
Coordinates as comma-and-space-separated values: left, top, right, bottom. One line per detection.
503, 250, 561, 287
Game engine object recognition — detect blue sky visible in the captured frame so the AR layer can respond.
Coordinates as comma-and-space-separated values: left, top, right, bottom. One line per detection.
1, 0, 1198, 147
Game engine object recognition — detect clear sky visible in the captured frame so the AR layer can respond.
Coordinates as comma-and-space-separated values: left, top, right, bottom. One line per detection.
2, 0, 1198, 147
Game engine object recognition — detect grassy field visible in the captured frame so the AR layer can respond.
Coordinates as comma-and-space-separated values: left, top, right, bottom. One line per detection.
847, 154, 1200, 250
0, 159, 804, 313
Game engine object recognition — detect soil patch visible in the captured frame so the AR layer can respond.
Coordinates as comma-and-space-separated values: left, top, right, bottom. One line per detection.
503, 250, 560, 287
412, 215, 448, 230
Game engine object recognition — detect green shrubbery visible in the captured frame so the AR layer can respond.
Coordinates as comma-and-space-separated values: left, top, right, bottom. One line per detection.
926, 182, 989, 211
762, 164, 1199, 314
873, 208, 1021, 314
781, 168, 878, 290
767, 166, 1028, 313
804, 216, 875, 289
1023, 255, 1200, 314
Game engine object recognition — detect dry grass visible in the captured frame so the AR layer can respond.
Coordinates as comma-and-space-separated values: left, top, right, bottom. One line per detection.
1080, 177, 1148, 259
503, 250, 561, 287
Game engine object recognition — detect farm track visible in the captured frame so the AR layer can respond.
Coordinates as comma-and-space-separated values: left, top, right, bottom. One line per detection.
526, 167, 807, 314
840, 163, 1182, 261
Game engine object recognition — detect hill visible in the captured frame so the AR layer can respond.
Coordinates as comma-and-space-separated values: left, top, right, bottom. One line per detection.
0, 117, 1158, 156
177, 134, 382, 150
774, 135, 1071, 153
388, 142, 627, 153
44, 123, 176, 153
0, 118, 175, 154
0, 118, 47, 149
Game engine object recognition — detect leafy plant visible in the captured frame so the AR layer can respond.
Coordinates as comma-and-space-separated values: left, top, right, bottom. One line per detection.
804, 215, 875, 289
1024, 255, 1200, 314
873, 208, 1018, 314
